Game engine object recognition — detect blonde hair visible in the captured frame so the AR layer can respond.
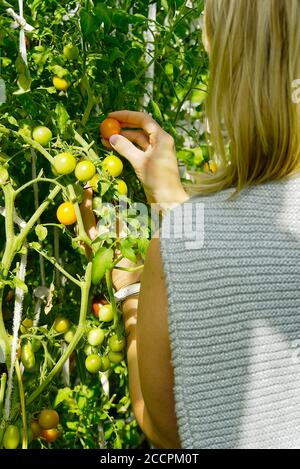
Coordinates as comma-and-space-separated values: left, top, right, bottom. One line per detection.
189, 0, 300, 197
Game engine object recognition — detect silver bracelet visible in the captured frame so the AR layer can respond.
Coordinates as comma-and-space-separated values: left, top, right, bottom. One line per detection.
114, 283, 141, 302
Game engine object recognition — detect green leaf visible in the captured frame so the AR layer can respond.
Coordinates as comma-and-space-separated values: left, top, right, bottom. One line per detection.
119, 239, 136, 263
150, 99, 163, 125
54, 103, 70, 135
35, 224, 48, 242
91, 247, 114, 285
95, 3, 111, 33
54, 387, 72, 407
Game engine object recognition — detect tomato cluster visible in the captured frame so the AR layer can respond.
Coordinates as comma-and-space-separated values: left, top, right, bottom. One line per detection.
82, 297, 126, 373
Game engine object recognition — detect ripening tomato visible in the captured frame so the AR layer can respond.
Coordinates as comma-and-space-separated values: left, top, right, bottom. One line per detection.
100, 118, 121, 140
92, 296, 109, 318
87, 328, 105, 347
53, 76, 70, 92
53, 317, 70, 334
98, 304, 113, 322
85, 354, 102, 373
103, 155, 123, 178
115, 179, 128, 195
41, 428, 60, 443
56, 202, 77, 225
3, 425, 20, 449
32, 126, 52, 147
108, 334, 126, 352
30, 420, 42, 439
108, 351, 124, 364
63, 44, 79, 61
53, 152, 76, 175
75, 160, 96, 182
38, 410, 59, 430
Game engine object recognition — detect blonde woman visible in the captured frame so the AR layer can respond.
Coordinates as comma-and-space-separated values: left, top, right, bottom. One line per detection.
83, 0, 300, 449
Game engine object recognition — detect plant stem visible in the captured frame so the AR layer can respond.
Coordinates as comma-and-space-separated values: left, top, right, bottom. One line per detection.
74, 131, 99, 163
26, 262, 92, 406
106, 270, 123, 340
81, 75, 96, 127
14, 361, 27, 449
29, 243, 81, 288
0, 184, 16, 358
14, 178, 66, 197
16, 132, 55, 165
16, 185, 61, 248
0, 373, 7, 422
67, 184, 91, 246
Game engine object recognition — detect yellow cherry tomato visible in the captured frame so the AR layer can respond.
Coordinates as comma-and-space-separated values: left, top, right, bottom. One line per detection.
115, 179, 128, 195
88, 173, 100, 192
102, 155, 123, 178
53, 76, 70, 92
56, 202, 77, 225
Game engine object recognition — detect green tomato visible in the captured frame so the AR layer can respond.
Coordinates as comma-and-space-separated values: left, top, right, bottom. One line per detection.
21, 343, 36, 370
84, 344, 94, 356
32, 126, 52, 147
64, 327, 76, 344
108, 334, 126, 352
3, 425, 20, 449
31, 338, 41, 353
98, 304, 114, 323
87, 328, 105, 347
100, 356, 111, 372
53, 152, 76, 175
115, 179, 128, 196
108, 351, 124, 364
92, 196, 102, 211
103, 155, 123, 178
75, 160, 96, 182
63, 44, 79, 61
53, 317, 71, 334
85, 354, 102, 373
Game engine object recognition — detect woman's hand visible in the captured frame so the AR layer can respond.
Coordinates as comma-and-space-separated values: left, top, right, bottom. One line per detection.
102, 110, 188, 209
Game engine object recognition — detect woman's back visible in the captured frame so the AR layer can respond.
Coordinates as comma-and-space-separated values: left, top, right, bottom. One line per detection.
160, 174, 300, 448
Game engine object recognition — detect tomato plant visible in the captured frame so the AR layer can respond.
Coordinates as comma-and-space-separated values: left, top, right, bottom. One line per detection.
0, 0, 207, 451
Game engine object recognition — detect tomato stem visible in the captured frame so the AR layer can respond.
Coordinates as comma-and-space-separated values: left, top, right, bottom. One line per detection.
67, 184, 92, 247
29, 243, 81, 288
0, 373, 7, 422
16, 132, 55, 165
14, 177, 67, 198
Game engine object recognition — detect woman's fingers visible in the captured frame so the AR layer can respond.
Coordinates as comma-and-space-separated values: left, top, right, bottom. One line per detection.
108, 110, 162, 136
109, 134, 145, 167
120, 130, 150, 151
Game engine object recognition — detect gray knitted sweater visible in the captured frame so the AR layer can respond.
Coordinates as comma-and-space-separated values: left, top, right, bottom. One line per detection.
160, 175, 300, 449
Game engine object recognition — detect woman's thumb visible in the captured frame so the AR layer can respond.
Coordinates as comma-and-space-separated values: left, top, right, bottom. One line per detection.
109, 134, 144, 165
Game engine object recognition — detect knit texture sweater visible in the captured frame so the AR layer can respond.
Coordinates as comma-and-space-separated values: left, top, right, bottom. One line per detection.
160, 175, 300, 449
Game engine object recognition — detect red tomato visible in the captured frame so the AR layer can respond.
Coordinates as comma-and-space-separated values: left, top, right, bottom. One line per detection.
100, 118, 121, 140
41, 428, 60, 443
92, 296, 109, 318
